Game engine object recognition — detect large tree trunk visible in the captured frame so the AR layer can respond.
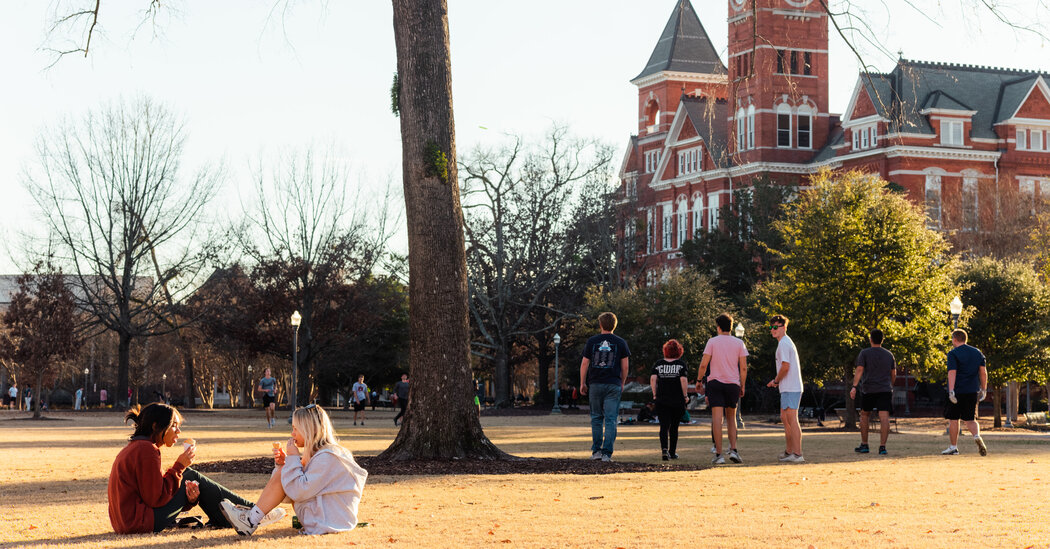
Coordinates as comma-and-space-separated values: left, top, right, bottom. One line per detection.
33, 370, 44, 419
380, 0, 504, 460
992, 385, 1002, 428
116, 332, 132, 411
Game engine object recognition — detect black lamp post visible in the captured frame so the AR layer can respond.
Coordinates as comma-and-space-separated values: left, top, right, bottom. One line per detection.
551, 333, 561, 414
289, 310, 302, 423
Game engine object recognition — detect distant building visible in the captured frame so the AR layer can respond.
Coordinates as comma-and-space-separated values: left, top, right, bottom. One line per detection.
620, 0, 1050, 284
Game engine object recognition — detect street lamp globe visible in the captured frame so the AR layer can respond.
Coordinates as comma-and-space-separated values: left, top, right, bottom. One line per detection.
553, 333, 561, 346
734, 322, 745, 338
949, 296, 963, 316
290, 310, 302, 327
84, 368, 89, 376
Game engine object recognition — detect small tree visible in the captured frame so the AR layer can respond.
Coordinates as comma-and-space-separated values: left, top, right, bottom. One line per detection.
0, 263, 82, 418
756, 170, 960, 427
956, 257, 1050, 427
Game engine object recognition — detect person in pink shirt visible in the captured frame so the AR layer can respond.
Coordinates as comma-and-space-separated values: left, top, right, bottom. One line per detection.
696, 313, 749, 464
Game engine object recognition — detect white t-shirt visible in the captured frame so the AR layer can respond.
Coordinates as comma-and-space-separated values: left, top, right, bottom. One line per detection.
775, 335, 803, 393
352, 382, 369, 403
7, 387, 16, 398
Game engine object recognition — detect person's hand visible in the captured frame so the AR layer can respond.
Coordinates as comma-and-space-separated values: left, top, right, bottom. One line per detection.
766, 380, 778, 388
948, 391, 958, 404
978, 389, 987, 401
185, 480, 200, 504
273, 445, 287, 466
683, 395, 690, 405
849, 387, 857, 400
579, 384, 588, 396
286, 438, 300, 457
695, 381, 705, 396
177, 444, 196, 468
739, 386, 745, 398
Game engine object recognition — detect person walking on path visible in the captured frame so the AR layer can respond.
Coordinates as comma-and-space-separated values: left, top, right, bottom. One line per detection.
351, 375, 370, 426
8, 385, 17, 410
76, 387, 84, 411
393, 373, 410, 426
766, 315, 805, 463
650, 339, 690, 460
24, 385, 32, 413
941, 329, 989, 456
850, 328, 897, 455
258, 368, 277, 429
580, 312, 631, 462
696, 313, 748, 465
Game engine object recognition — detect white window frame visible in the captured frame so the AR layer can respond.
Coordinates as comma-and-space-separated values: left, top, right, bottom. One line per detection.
707, 194, 720, 229
1033, 129, 1044, 151
776, 104, 792, 148
925, 172, 943, 229
746, 105, 756, 150
646, 209, 654, 254
662, 204, 673, 250
692, 194, 703, 235
940, 120, 964, 146
870, 126, 878, 147
676, 198, 688, 247
797, 108, 813, 149
962, 173, 979, 231
1018, 128, 1028, 150
736, 108, 746, 151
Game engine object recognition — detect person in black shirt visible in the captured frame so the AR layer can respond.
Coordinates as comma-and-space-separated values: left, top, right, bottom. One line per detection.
637, 401, 657, 423
650, 339, 690, 460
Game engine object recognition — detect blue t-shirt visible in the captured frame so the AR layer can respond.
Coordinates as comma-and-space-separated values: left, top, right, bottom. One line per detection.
259, 376, 276, 396
582, 333, 631, 385
947, 344, 985, 394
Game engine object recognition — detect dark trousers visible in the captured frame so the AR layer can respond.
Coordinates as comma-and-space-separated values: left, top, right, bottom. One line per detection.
655, 402, 685, 454
394, 398, 408, 424
152, 467, 253, 532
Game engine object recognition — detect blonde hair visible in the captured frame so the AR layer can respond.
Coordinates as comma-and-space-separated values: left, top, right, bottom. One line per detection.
292, 405, 339, 462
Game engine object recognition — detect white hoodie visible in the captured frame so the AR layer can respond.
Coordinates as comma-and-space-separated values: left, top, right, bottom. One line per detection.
281, 445, 368, 535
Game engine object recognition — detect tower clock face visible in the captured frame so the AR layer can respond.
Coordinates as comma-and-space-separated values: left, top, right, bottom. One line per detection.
730, 0, 747, 11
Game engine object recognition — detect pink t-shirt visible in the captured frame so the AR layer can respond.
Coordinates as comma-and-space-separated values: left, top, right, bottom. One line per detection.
702, 335, 749, 385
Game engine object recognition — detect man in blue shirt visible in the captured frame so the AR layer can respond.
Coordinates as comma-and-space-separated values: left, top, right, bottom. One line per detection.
942, 329, 988, 456
579, 312, 630, 462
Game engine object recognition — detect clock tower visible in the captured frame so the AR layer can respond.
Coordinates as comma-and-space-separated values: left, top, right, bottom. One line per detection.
727, 0, 830, 166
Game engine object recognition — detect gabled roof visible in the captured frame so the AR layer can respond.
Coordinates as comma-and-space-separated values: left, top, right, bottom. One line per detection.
633, 0, 725, 81
860, 59, 1050, 138
679, 96, 730, 167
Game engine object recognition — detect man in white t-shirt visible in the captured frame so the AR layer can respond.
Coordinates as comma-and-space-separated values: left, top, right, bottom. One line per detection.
696, 313, 749, 465
7, 386, 16, 410
351, 375, 370, 426
766, 314, 804, 463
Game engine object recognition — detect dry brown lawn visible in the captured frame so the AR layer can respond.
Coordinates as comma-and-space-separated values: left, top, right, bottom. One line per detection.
1, 408, 1048, 548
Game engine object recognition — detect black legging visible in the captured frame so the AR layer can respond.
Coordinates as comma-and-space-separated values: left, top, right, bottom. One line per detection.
655, 402, 685, 455
152, 467, 253, 532
394, 398, 408, 424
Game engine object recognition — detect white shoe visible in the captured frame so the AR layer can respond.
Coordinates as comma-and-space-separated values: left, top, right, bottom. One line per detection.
590, 451, 602, 460
777, 451, 791, 461
728, 450, 742, 464
712, 454, 725, 464
258, 506, 286, 528
710, 445, 717, 454
219, 500, 257, 536
941, 446, 959, 455
975, 436, 987, 456
601, 454, 612, 462
786, 454, 805, 463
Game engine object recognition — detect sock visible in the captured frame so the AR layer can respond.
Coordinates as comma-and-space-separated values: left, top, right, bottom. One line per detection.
249, 505, 265, 527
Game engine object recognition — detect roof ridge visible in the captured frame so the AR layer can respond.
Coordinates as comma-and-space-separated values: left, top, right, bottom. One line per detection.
899, 57, 1041, 76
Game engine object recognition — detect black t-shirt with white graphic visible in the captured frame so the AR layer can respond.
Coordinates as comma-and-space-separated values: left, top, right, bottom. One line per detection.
650, 358, 689, 406
582, 333, 631, 385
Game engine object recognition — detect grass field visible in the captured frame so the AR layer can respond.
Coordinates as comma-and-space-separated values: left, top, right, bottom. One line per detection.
1, 407, 1048, 548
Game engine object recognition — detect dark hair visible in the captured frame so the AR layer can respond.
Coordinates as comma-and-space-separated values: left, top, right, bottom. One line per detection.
869, 328, 884, 345
770, 314, 789, 328
715, 313, 733, 333
952, 329, 967, 343
598, 312, 618, 332
663, 339, 684, 359
124, 403, 181, 445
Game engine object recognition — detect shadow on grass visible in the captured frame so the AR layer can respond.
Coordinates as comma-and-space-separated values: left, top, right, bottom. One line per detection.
11, 527, 303, 548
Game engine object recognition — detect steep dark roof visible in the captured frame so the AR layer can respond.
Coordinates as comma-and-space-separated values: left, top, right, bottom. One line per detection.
634, 0, 725, 80
680, 96, 730, 167
857, 59, 1050, 139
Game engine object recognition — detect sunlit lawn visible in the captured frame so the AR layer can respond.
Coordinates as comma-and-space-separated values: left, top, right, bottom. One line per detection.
1, 408, 1048, 548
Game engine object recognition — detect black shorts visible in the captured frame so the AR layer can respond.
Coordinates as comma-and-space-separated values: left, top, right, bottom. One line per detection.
705, 380, 740, 409
945, 392, 979, 421
353, 401, 366, 412
860, 392, 892, 412
262, 394, 274, 407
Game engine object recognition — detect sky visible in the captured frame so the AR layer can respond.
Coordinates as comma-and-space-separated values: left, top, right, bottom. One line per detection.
1, 0, 1047, 274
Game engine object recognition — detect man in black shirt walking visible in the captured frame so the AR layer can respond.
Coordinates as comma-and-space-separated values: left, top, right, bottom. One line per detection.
850, 329, 896, 455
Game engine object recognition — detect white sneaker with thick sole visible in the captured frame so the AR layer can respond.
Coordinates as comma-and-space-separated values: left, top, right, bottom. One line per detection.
257, 506, 286, 528
601, 454, 612, 462
712, 454, 725, 465
590, 451, 602, 460
219, 500, 257, 536
975, 436, 988, 456
941, 446, 959, 455
786, 454, 805, 463
728, 450, 743, 464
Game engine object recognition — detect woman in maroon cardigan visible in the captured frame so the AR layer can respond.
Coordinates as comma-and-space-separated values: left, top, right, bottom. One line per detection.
107, 402, 282, 533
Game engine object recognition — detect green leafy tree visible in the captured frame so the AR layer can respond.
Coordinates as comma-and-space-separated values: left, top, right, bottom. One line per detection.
956, 257, 1050, 427
681, 177, 792, 301
579, 272, 729, 378
755, 170, 959, 427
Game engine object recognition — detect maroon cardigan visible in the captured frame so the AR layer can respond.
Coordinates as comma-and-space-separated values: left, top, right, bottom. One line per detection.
107, 437, 187, 533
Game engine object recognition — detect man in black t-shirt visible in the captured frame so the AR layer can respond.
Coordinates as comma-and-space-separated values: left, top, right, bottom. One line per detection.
580, 312, 631, 462
850, 329, 896, 455
650, 339, 689, 460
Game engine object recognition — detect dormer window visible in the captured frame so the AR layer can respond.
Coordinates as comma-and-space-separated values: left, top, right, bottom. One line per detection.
1018, 128, 1048, 151
940, 120, 964, 146
851, 123, 877, 151
644, 150, 661, 173
677, 147, 700, 176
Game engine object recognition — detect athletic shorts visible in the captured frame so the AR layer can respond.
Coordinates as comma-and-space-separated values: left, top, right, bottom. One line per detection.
353, 401, 366, 412
705, 380, 740, 409
780, 391, 802, 410
262, 394, 275, 407
860, 391, 892, 412
945, 392, 978, 421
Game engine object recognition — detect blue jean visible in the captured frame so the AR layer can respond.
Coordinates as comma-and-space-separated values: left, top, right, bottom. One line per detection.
588, 383, 622, 456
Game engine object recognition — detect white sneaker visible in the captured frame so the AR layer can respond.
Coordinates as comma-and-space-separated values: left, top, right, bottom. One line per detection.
257, 506, 286, 528
590, 451, 602, 460
219, 499, 257, 536
601, 454, 612, 462
975, 436, 988, 456
941, 446, 959, 455
777, 451, 791, 461
710, 445, 717, 454
712, 454, 725, 464
786, 454, 805, 463
728, 450, 743, 464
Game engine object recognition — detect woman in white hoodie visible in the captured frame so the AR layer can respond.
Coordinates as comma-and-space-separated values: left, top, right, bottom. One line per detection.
220, 404, 368, 536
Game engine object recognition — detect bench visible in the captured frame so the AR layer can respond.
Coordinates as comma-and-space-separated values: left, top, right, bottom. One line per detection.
1024, 411, 1049, 425
833, 408, 898, 433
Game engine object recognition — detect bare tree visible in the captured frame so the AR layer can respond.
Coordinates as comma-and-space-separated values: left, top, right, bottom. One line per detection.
24, 97, 219, 409
461, 126, 613, 407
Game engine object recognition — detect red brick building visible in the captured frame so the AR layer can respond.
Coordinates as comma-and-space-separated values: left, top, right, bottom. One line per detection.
620, 0, 1050, 284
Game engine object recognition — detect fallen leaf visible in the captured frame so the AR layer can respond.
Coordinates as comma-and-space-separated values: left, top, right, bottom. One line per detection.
28, 525, 37, 530
870, 502, 880, 507
613, 528, 619, 533
553, 498, 560, 501
589, 496, 604, 500
388, 537, 397, 543
488, 530, 495, 535
501, 540, 511, 544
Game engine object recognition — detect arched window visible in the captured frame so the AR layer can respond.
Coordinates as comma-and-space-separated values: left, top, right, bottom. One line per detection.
924, 170, 944, 230
736, 108, 746, 151
796, 105, 813, 149
676, 196, 688, 247
646, 209, 654, 254
746, 105, 756, 150
776, 103, 792, 148
961, 170, 979, 231
662, 204, 673, 250
692, 193, 704, 235
646, 101, 661, 132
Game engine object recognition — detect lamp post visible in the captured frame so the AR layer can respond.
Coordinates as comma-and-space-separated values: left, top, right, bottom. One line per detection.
247, 365, 253, 408
950, 296, 963, 329
161, 374, 166, 402
551, 333, 561, 414
733, 323, 745, 429
83, 368, 89, 410
289, 310, 302, 423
